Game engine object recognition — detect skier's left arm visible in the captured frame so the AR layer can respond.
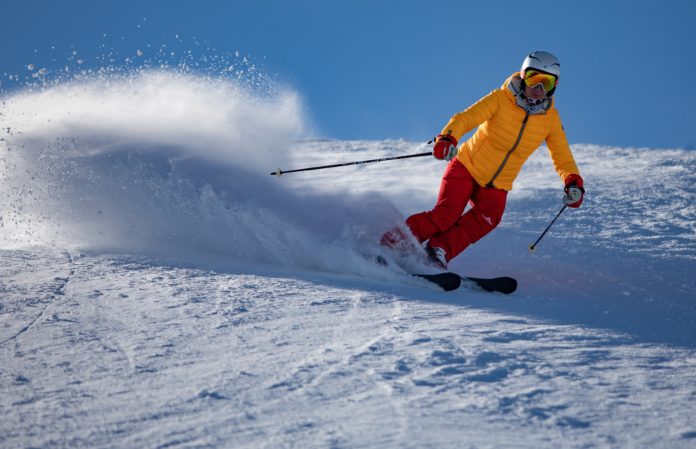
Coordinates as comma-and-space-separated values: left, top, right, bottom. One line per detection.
546, 112, 585, 208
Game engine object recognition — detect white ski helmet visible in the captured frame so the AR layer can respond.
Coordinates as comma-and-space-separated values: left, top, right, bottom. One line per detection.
521, 51, 560, 78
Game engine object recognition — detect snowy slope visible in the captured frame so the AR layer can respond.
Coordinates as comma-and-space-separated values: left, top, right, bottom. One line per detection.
1, 72, 696, 449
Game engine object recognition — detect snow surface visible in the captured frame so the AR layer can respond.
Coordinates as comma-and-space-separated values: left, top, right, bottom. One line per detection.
1, 71, 696, 448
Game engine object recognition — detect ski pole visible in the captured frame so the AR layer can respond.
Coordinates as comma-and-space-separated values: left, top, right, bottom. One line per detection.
528, 205, 567, 252
270, 151, 431, 177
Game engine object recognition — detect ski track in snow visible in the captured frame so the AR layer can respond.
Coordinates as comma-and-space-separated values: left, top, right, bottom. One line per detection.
0, 250, 74, 346
2, 74, 696, 448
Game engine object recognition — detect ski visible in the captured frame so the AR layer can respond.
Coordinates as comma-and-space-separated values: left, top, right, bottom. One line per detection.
360, 251, 516, 294
413, 272, 462, 291
414, 272, 517, 294
461, 276, 517, 294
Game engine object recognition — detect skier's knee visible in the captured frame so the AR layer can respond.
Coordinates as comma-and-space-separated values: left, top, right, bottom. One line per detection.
475, 209, 503, 231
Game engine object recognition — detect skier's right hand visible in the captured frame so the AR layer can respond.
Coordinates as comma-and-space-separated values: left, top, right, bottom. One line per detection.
432, 134, 458, 161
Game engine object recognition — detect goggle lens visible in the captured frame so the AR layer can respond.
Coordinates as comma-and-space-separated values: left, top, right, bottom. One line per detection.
524, 70, 557, 92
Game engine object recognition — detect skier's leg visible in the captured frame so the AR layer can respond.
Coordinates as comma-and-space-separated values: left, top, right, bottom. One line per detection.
427, 184, 507, 261
402, 159, 474, 243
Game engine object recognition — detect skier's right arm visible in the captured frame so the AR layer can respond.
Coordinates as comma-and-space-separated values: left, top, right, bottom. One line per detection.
439, 89, 501, 142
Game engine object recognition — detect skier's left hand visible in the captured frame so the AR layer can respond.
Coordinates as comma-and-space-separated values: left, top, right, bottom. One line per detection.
563, 174, 585, 208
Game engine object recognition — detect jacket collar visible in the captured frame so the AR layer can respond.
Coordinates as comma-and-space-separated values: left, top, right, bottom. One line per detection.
503, 73, 553, 115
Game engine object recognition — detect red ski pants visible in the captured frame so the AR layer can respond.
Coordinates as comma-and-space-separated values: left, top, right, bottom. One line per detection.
405, 159, 507, 261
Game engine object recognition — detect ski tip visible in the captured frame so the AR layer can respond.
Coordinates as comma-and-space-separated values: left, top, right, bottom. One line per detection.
499, 277, 518, 294
465, 276, 517, 294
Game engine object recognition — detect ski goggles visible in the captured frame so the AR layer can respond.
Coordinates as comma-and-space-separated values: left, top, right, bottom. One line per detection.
524, 70, 557, 92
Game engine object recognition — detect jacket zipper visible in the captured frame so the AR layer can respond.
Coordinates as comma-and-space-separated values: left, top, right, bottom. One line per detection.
486, 110, 530, 188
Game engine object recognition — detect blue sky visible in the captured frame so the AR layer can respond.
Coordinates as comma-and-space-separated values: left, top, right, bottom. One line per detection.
2, 0, 695, 149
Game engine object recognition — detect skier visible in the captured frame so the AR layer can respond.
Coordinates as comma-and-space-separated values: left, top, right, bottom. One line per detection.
381, 51, 585, 269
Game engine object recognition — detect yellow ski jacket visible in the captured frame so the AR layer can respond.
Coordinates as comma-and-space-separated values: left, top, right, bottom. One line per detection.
443, 73, 580, 191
